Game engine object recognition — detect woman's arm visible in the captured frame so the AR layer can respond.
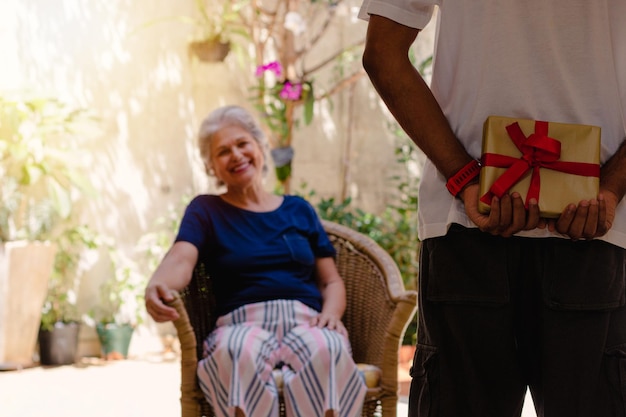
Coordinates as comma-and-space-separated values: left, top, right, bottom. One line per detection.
144, 241, 198, 322
310, 256, 348, 337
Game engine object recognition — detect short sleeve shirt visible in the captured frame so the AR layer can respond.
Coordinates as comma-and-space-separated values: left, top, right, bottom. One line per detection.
176, 195, 336, 317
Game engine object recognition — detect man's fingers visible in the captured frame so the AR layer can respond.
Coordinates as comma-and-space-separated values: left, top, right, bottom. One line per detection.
555, 204, 576, 235
524, 198, 541, 230
582, 199, 599, 239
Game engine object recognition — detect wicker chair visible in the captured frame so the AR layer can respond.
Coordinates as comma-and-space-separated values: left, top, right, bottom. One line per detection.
166, 220, 418, 417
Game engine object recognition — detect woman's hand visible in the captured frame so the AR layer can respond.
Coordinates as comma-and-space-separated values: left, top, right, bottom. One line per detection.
144, 283, 179, 322
314, 257, 348, 336
310, 313, 348, 337
144, 241, 198, 322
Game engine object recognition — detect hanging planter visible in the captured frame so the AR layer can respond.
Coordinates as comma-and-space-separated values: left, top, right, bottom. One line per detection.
188, 38, 231, 63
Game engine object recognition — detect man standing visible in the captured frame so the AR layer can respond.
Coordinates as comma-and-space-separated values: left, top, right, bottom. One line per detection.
360, 1, 626, 416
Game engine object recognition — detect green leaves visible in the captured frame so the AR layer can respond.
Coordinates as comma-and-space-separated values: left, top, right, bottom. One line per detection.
0, 95, 99, 242
302, 81, 315, 126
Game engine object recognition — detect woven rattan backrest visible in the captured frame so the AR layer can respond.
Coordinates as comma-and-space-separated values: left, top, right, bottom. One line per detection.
322, 222, 397, 366
180, 262, 216, 361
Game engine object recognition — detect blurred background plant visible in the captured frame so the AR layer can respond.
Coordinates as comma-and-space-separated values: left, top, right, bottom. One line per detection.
135, 193, 191, 274
0, 95, 98, 243
244, 0, 366, 193
299, 122, 421, 344
140, 0, 250, 63
0, 93, 102, 329
0, 92, 101, 366
187, 0, 248, 45
91, 246, 147, 328
40, 225, 101, 331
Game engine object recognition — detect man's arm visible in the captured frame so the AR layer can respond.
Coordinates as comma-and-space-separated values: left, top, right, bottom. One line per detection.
362, 14, 539, 236
362, 15, 467, 178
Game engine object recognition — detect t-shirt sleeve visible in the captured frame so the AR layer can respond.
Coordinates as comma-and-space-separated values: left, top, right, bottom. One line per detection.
175, 196, 212, 251
358, 0, 436, 30
298, 197, 336, 259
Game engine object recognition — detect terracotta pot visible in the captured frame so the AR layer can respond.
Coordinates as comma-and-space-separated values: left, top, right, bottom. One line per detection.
399, 344, 416, 365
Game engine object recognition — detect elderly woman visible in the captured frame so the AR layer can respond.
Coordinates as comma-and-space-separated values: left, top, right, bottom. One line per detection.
144, 105, 366, 417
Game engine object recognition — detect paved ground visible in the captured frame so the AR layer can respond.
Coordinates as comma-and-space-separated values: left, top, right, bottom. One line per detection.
0, 355, 536, 417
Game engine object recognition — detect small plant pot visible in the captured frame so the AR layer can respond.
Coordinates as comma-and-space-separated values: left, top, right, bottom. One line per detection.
399, 344, 417, 365
188, 38, 231, 62
96, 323, 134, 360
38, 322, 80, 366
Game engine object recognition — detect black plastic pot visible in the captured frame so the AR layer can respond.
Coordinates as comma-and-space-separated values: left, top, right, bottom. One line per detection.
38, 322, 80, 366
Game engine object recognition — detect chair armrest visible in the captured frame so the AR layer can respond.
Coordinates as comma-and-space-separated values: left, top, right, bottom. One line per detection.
381, 290, 418, 388
167, 291, 205, 417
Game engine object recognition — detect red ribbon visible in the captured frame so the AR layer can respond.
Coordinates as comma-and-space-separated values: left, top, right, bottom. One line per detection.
480, 121, 600, 208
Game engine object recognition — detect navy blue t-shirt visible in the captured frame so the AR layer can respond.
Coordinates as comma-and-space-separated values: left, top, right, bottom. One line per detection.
175, 195, 336, 317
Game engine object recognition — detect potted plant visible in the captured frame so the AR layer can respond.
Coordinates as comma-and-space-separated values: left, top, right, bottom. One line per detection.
0, 95, 98, 368
142, 0, 248, 63
187, 0, 250, 62
90, 248, 147, 360
38, 225, 100, 366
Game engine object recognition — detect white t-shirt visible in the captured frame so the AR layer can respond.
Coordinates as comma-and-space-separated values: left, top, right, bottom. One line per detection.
359, 0, 626, 248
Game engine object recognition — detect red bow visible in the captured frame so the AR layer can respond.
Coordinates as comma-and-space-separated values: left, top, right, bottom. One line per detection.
480, 121, 600, 207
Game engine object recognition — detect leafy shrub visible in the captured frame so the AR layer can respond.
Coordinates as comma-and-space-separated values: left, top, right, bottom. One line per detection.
301, 134, 421, 344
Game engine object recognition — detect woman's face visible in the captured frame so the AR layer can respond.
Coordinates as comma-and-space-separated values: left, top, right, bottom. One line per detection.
209, 124, 265, 188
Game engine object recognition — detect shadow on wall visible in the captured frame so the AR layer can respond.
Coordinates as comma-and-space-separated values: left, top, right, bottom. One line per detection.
3, 0, 246, 246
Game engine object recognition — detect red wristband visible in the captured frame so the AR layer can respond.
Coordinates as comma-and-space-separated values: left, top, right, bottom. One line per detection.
445, 159, 481, 197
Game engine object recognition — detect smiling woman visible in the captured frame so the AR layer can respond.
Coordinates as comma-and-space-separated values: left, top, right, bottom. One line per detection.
144, 105, 367, 417
197, 105, 270, 190
207, 125, 267, 198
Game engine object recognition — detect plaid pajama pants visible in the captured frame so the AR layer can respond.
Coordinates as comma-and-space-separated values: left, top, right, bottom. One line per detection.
197, 299, 367, 417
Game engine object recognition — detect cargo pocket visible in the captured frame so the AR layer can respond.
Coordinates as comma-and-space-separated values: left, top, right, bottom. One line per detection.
425, 225, 510, 305
542, 239, 626, 311
409, 344, 438, 417
605, 343, 626, 416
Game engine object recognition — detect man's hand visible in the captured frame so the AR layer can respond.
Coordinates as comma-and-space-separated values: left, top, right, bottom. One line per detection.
548, 190, 618, 240
462, 183, 542, 237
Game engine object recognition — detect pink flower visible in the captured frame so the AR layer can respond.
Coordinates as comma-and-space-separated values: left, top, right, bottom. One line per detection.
255, 61, 283, 77
279, 81, 303, 101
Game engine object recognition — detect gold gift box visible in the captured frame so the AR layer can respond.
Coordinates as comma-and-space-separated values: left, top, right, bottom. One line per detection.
478, 115, 601, 218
